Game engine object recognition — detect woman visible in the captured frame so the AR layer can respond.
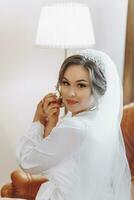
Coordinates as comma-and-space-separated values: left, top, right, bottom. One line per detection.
16, 49, 132, 200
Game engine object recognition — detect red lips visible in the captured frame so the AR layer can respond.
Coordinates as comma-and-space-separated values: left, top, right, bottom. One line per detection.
66, 99, 78, 105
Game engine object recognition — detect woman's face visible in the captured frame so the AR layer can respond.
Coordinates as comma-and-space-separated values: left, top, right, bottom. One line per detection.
60, 64, 92, 116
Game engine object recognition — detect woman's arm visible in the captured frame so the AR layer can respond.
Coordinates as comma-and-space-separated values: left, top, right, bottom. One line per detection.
16, 118, 86, 174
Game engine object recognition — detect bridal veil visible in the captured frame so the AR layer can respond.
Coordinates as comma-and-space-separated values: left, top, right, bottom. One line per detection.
73, 49, 132, 200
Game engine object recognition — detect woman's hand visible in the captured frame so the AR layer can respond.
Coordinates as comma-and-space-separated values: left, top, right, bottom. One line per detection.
42, 93, 60, 127
33, 93, 61, 129
33, 100, 47, 125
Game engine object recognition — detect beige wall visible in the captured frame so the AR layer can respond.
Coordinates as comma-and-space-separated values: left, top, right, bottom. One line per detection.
0, 0, 128, 187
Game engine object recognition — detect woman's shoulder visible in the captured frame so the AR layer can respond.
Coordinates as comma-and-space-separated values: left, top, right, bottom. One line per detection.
57, 114, 90, 132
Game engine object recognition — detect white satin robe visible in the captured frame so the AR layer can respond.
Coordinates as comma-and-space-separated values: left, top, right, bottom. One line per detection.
16, 109, 125, 200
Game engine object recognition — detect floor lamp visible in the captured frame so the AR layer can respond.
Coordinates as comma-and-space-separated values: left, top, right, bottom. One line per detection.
35, 2, 95, 59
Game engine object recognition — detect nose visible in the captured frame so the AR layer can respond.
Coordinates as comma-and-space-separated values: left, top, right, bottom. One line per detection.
68, 88, 76, 97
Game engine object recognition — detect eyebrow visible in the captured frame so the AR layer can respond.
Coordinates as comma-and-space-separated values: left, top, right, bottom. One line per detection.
63, 77, 88, 83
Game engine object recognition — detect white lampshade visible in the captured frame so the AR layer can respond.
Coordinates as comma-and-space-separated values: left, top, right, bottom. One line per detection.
35, 2, 95, 48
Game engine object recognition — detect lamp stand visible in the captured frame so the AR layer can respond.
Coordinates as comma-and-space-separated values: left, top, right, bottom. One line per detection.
64, 48, 67, 59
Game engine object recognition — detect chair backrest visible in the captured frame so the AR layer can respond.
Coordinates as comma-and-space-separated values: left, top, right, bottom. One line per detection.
121, 102, 134, 182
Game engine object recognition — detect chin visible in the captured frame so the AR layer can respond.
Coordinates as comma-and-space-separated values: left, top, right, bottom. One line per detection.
68, 107, 80, 113
65, 103, 82, 114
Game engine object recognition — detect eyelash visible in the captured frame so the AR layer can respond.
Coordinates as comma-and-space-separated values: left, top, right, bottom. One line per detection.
61, 81, 87, 88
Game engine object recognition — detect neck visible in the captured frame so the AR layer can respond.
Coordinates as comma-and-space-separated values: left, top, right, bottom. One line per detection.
72, 105, 96, 116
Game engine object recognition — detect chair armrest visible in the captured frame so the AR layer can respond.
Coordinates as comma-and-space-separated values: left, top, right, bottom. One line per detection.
0, 183, 13, 198
1, 169, 48, 200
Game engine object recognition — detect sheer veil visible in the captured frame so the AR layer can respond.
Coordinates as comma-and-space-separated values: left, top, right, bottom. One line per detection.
74, 49, 132, 200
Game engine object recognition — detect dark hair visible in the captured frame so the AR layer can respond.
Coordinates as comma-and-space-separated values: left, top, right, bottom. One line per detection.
57, 55, 107, 96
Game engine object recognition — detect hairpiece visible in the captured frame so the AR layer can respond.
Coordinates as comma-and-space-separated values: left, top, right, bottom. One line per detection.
79, 49, 107, 76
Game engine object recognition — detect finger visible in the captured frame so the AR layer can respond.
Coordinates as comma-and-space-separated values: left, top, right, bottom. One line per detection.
37, 101, 48, 116
44, 104, 59, 116
47, 108, 60, 119
48, 102, 60, 109
37, 101, 44, 113
38, 100, 43, 107
44, 102, 60, 114
42, 93, 57, 102
43, 96, 58, 108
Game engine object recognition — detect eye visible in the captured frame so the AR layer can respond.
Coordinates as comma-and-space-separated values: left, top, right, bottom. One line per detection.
62, 81, 69, 86
77, 83, 87, 88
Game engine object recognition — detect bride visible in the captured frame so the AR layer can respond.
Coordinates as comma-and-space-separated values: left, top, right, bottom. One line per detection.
16, 49, 132, 200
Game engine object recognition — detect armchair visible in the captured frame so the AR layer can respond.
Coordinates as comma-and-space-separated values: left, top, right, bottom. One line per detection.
0, 169, 47, 200
121, 102, 134, 184
1, 102, 134, 200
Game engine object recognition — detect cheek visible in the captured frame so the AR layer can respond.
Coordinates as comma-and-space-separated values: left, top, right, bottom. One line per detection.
81, 87, 92, 98
60, 86, 67, 98
80, 88, 92, 102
